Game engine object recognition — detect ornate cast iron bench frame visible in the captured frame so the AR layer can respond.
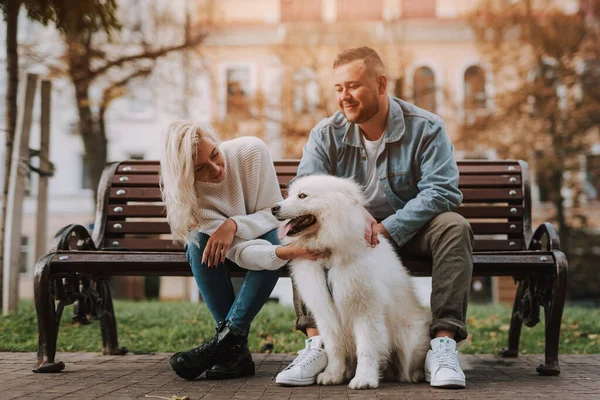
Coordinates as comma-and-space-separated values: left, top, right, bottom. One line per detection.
33, 159, 567, 377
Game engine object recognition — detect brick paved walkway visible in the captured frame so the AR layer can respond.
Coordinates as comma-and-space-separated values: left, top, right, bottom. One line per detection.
1, 352, 599, 399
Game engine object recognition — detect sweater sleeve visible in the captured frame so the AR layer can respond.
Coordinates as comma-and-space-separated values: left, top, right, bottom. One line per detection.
230, 138, 284, 240
226, 238, 288, 270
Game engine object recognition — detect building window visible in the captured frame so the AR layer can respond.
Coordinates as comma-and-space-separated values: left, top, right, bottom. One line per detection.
281, 0, 323, 22
464, 65, 487, 112
337, 0, 383, 20
20, 236, 30, 274
293, 68, 320, 115
402, 0, 436, 19
226, 67, 252, 118
81, 155, 93, 190
413, 66, 436, 113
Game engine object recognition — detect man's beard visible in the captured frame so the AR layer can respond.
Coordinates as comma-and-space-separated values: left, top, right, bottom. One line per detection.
341, 94, 379, 124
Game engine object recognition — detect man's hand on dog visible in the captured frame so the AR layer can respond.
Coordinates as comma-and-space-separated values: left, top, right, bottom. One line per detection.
363, 209, 381, 247
203, 218, 237, 267
276, 244, 331, 261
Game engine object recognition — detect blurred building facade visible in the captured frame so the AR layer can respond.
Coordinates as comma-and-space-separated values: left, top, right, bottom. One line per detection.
0, 0, 597, 306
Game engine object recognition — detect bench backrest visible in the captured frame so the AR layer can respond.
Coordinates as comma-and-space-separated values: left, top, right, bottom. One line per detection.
92, 159, 532, 253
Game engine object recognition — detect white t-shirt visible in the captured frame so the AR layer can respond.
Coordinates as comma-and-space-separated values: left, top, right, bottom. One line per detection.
362, 133, 395, 220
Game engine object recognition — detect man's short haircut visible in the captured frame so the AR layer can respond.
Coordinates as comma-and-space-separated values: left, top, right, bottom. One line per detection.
333, 46, 385, 78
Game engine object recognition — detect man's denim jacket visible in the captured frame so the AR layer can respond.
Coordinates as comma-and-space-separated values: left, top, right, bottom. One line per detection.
296, 96, 463, 247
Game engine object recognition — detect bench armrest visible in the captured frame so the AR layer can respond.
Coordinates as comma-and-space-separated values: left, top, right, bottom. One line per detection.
528, 222, 561, 251
50, 224, 97, 252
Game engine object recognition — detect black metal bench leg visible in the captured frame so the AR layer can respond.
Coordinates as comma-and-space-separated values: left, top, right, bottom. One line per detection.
536, 252, 568, 376
499, 282, 523, 358
33, 254, 65, 373
98, 280, 128, 356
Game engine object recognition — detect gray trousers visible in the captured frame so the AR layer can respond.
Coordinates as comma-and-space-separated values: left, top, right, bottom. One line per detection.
291, 211, 474, 343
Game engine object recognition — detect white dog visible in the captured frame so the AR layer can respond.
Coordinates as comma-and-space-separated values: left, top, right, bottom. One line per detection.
272, 175, 431, 389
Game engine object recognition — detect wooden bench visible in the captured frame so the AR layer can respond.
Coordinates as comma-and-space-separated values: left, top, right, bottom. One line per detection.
33, 159, 567, 377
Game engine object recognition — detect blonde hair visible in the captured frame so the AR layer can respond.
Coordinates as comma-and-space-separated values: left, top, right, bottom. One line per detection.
160, 120, 220, 244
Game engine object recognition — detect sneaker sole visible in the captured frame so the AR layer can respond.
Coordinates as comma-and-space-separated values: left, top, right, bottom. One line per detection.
425, 373, 465, 388
275, 376, 316, 386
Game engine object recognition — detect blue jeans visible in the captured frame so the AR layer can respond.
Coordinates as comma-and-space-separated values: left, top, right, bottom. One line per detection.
185, 229, 281, 336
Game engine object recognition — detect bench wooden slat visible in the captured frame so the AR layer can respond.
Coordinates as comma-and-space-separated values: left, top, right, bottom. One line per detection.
106, 204, 524, 219
474, 240, 524, 251
121, 163, 523, 176
105, 222, 171, 234
49, 251, 554, 278
112, 175, 159, 186
108, 187, 524, 202
114, 173, 523, 188
470, 222, 523, 234
99, 237, 522, 252
456, 206, 523, 218
116, 159, 521, 170
116, 165, 160, 174
101, 239, 183, 251
461, 188, 523, 202
109, 188, 162, 201
103, 220, 520, 236
455, 165, 521, 174
108, 205, 166, 217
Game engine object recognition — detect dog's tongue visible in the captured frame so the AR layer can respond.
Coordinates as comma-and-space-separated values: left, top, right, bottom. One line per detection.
278, 220, 296, 240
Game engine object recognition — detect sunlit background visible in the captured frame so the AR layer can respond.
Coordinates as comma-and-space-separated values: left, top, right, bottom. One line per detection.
0, 0, 598, 309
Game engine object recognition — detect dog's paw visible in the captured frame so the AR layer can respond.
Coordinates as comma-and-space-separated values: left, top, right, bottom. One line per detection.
317, 370, 344, 385
348, 374, 379, 390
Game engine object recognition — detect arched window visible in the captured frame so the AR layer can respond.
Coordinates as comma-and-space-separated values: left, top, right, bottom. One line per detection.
464, 65, 487, 111
413, 66, 436, 113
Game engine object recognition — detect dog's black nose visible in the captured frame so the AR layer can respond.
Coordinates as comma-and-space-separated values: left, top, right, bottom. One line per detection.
271, 205, 280, 215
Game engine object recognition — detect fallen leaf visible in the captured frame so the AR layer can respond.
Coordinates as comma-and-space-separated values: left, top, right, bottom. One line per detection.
499, 324, 510, 332
588, 334, 598, 339
145, 395, 190, 400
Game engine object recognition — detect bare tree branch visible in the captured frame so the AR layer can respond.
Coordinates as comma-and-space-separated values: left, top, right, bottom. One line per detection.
86, 35, 205, 84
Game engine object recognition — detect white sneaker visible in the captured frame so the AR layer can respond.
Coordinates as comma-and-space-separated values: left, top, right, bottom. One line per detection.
425, 337, 466, 388
276, 336, 328, 386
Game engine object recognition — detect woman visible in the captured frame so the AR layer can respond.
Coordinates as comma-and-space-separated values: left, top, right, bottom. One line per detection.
160, 121, 326, 381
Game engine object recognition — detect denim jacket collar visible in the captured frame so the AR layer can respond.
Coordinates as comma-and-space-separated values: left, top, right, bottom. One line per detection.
342, 95, 406, 147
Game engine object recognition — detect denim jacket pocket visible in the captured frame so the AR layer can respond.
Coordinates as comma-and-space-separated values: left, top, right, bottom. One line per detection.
388, 171, 419, 202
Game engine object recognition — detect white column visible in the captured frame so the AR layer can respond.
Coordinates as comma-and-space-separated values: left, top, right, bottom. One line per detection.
3, 73, 38, 314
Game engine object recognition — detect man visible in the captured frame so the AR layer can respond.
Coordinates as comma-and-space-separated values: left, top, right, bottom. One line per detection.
275, 47, 473, 389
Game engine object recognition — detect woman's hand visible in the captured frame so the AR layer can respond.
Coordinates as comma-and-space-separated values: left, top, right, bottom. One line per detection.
202, 219, 237, 267
276, 244, 331, 261
363, 208, 380, 247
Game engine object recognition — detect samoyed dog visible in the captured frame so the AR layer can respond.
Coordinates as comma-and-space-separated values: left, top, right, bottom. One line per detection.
272, 175, 431, 389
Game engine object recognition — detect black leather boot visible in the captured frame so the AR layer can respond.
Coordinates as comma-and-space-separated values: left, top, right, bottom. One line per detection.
205, 339, 255, 380
169, 323, 248, 380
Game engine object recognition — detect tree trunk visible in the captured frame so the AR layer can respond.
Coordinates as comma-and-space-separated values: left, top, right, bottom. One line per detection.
67, 36, 107, 204
1, 0, 21, 308
73, 83, 107, 204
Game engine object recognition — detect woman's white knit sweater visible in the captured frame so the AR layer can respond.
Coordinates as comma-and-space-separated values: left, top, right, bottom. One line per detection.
192, 136, 287, 270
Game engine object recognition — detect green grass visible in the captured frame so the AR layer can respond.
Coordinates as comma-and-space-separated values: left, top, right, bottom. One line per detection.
1, 301, 599, 355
